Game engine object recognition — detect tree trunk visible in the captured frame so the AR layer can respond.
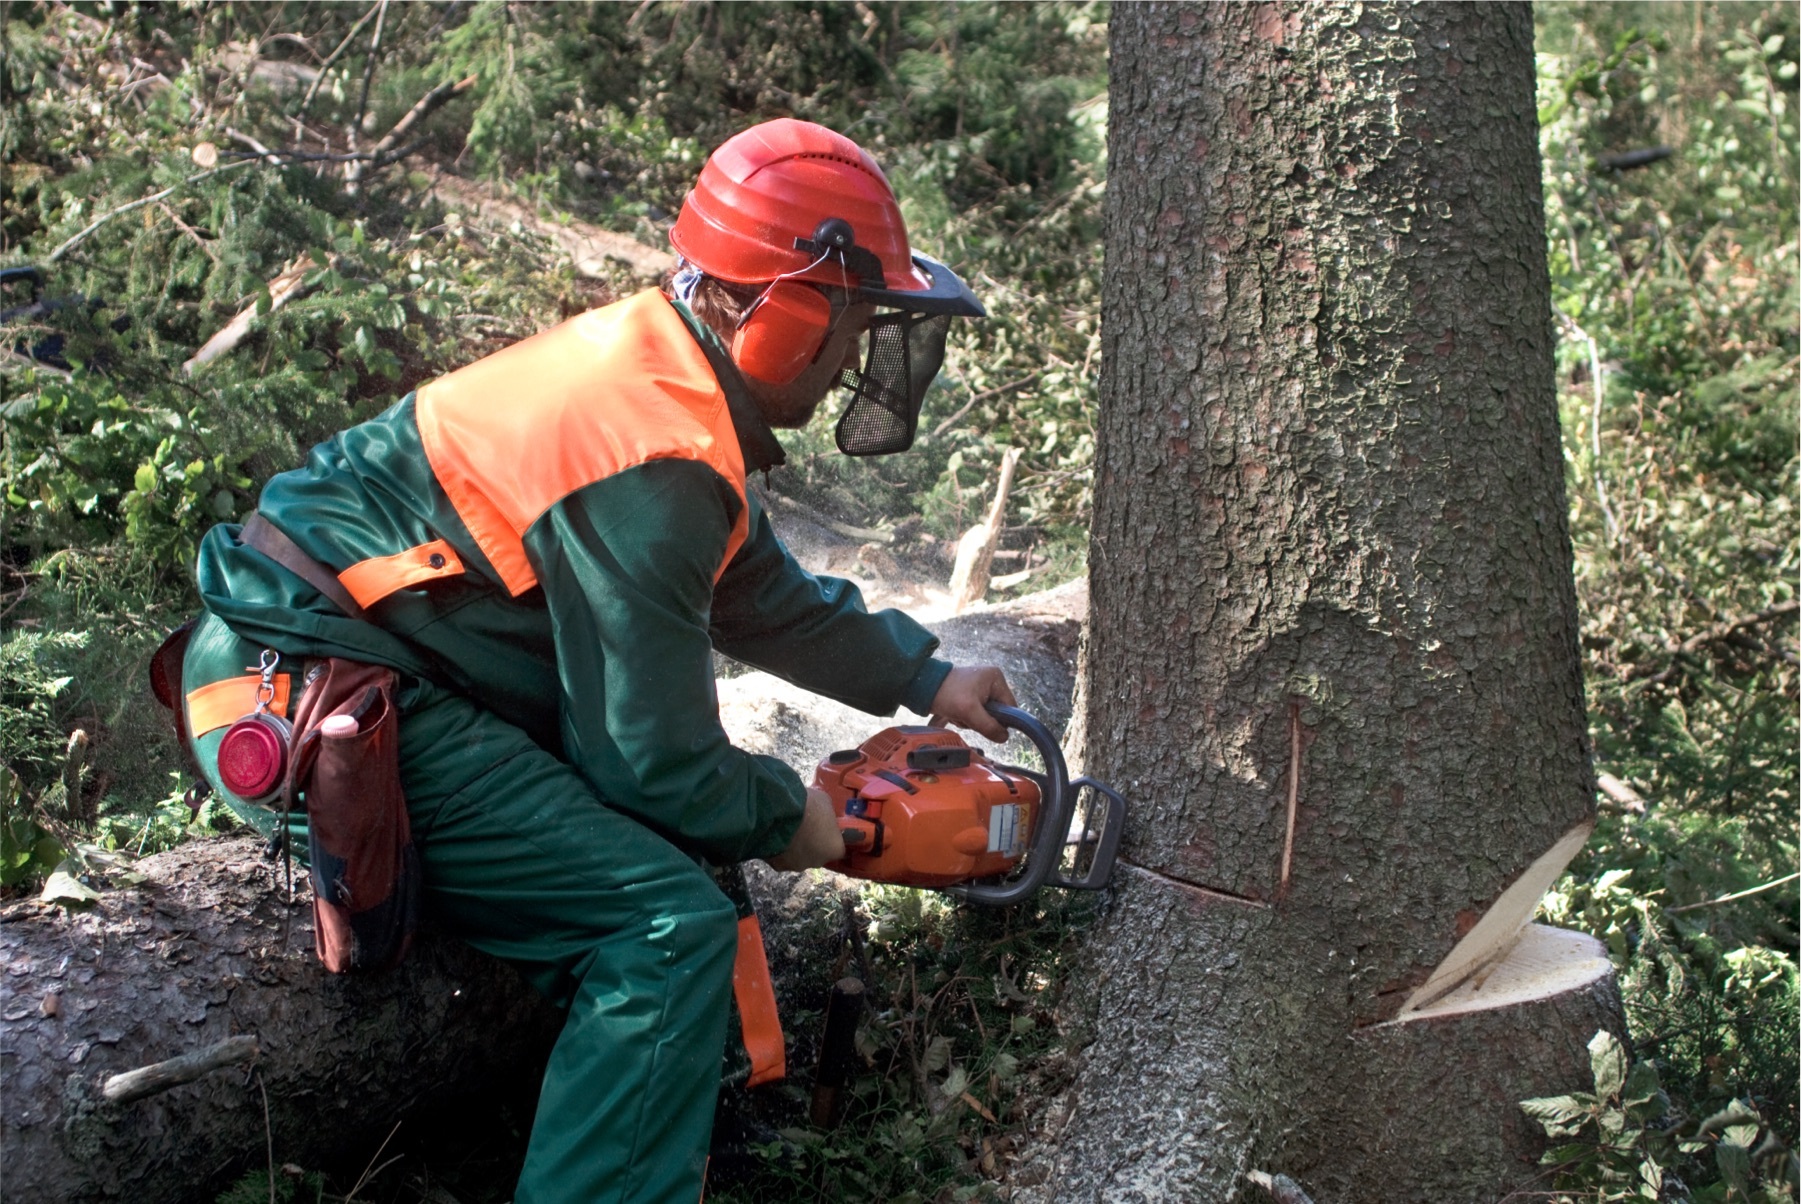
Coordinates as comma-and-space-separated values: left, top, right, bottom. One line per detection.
1018, 5, 1621, 1201
0, 837, 559, 1204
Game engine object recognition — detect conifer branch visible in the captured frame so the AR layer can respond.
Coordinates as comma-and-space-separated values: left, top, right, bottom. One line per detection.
46, 162, 255, 264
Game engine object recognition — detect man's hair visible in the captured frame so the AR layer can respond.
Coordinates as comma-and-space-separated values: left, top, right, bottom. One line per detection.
662, 271, 758, 344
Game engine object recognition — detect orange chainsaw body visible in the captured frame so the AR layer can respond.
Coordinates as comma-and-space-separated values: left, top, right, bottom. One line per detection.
816, 725, 1040, 888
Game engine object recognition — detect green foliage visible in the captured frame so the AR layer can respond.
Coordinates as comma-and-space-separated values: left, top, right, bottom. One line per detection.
0, 766, 66, 892
1542, 871, 1800, 1158
1523, 1030, 1799, 1202
99, 773, 240, 860
1534, 5, 1798, 1188
709, 885, 1092, 1204
214, 1166, 325, 1204
0, 626, 85, 793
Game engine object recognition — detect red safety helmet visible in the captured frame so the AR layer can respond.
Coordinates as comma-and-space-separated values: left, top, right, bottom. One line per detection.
671, 118, 979, 311
671, 119, 984, 454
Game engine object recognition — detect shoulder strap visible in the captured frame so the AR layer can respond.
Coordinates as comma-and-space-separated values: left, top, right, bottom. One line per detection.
240, 513, 371, 622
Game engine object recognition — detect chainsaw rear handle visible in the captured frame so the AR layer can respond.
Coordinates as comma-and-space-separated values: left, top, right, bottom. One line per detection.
951, 703, 1071, 907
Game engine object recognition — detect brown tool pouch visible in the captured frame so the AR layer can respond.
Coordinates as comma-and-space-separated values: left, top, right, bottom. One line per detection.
285, 658, 421, 973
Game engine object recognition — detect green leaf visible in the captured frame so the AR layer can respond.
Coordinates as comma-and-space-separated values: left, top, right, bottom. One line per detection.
1541, 1141, 1593, 1166
1717, 1138, 1753, 1195
939, 1064, 969, 1098
1524, 1093, 1597, 1137
1721, 1123, 1761, 1150
1700, 1102, 1762, 1137
1589, 1030, 1628, 1099
1621, 1060, 1661, 1106
134, 464, 157, 493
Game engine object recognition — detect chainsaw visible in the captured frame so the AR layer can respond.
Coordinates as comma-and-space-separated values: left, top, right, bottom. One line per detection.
814, 704, 1126, 906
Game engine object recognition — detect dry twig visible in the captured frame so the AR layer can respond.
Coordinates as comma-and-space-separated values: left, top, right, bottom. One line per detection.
929, 370, 1041, 440
156, 201, 221, 263
1667, 871, 1800, 915
101, 1035, 261, 1105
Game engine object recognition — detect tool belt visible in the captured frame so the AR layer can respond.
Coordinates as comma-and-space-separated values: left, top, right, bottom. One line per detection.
149, 514, 419, 973
150, 516, 785, 1080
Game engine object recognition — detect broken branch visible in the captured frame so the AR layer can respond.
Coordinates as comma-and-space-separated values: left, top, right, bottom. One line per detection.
298, 2, 384, 118
929, 370, 1041, 440
346, 73, 477, 193
102, 1034, 260, 1105
183, 256, 332, 375
1595, 771, 1646, 815
351, 0, 390, 149
948, 447, 1023, 613
224, 126, 282, 164
156, 200, 221, 263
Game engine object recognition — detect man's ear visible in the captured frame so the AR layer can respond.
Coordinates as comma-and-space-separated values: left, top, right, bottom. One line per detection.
732, 283, 834, 385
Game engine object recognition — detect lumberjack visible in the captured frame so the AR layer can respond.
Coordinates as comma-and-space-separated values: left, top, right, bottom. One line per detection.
164, 119, 1015, 1203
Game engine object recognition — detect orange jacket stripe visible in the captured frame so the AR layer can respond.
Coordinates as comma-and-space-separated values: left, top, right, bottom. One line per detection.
732, 914, 786, 1087
337, 539, 465, 609
415, 291, 750, 597
185, 674, 292, 737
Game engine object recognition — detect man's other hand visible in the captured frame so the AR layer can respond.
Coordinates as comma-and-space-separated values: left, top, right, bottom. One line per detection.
928, 665, 1018, 742
766, 788, 847, 872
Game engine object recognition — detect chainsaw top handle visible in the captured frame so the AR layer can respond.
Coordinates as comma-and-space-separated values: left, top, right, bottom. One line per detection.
951, 703, 1072, 907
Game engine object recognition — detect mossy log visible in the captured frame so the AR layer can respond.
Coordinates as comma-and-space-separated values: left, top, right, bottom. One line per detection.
0, 836, 560, 1204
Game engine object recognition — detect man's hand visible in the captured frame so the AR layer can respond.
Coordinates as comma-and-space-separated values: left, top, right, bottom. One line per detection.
928, 665, 1018, 743
766, 788, 847, 872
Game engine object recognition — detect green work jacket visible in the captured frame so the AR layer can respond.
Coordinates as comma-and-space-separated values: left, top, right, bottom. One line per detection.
193, 290, 949, 865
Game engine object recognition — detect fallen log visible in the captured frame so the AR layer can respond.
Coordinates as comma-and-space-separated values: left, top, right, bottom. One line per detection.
0, 836, 559, 1204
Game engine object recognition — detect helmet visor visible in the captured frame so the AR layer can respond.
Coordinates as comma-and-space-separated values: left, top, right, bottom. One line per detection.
833, 310, 953, 456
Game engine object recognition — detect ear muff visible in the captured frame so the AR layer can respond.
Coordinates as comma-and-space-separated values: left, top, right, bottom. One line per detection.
732, 281, 834, 386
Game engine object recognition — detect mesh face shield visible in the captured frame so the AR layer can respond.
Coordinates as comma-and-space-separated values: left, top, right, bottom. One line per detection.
833, 311, 953, 456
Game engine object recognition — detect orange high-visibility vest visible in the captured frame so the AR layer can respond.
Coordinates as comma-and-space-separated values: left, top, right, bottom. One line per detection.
415, 290, 751, 596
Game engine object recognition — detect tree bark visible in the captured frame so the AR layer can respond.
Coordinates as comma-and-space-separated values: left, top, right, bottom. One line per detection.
0, 836, 559, 1204
1020, 4, 1620, 1200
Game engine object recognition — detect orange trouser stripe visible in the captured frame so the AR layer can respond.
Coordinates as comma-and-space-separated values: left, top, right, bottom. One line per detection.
732, 914, 786, 1088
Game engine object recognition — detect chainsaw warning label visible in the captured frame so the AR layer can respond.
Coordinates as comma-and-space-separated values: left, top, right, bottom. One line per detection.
988, 804, 1024, 857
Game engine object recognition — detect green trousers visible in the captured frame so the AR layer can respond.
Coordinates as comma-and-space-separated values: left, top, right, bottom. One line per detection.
184, 613, 734, 1203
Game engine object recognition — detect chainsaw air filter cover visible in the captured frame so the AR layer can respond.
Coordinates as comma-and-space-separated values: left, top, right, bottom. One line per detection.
817, 725, 1038, 889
